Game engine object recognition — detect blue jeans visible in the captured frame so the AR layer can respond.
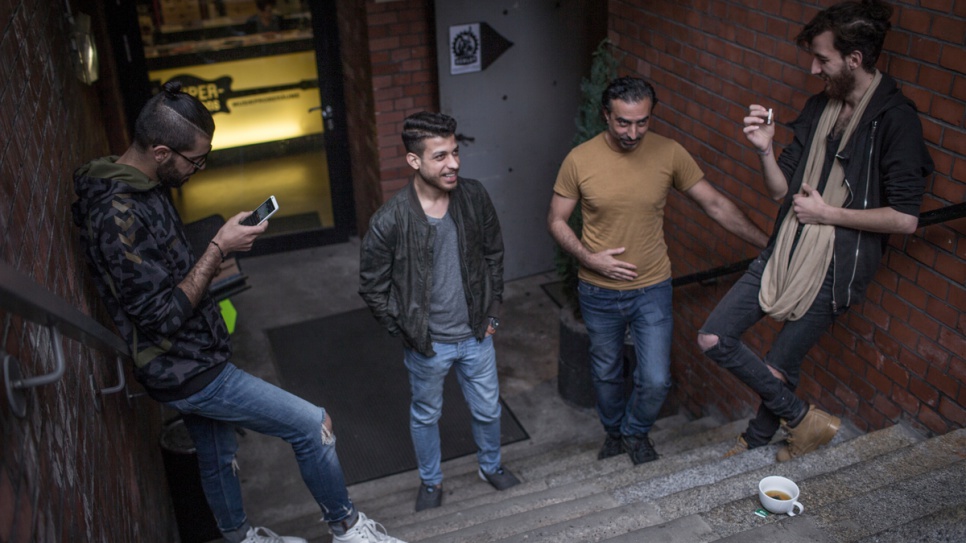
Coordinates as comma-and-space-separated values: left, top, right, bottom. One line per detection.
165, 363, 354, 542
578, 279, 673, 437
403, 336, 502, 485
700, 257, 843, 447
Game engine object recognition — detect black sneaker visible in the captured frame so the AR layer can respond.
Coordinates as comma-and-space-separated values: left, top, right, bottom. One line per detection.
415, 483, 442, 512
623, 434, 658, 465
478, 465, 521, 491
598, 433, 625, 460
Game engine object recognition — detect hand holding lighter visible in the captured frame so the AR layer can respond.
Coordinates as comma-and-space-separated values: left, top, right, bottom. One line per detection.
766, 108, 774, 125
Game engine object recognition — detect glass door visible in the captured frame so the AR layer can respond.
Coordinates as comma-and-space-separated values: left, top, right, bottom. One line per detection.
113, 0, 353, 253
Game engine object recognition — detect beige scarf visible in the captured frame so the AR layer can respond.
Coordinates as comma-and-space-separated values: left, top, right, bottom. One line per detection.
760, 70, 882, 321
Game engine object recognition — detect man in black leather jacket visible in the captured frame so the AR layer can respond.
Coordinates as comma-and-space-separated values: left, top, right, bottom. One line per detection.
359, 112, 520, 512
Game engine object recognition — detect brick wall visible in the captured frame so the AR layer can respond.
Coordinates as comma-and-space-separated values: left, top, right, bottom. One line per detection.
0, 1, 175, 541
365, 0, 439, 207
608, 0, 964, 435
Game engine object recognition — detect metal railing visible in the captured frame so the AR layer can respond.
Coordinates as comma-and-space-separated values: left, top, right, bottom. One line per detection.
1, 259, 131, 418
673, 202, 966, 288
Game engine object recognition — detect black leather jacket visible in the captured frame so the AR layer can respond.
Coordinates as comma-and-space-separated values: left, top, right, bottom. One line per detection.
766, 73, 932, 311
359, 177, 504, 356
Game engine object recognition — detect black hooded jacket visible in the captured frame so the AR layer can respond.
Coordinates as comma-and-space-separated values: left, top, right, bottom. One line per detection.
767, 73, 933, 311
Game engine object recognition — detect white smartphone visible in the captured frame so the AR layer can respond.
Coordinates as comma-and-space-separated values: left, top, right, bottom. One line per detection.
241, 195, 279, 226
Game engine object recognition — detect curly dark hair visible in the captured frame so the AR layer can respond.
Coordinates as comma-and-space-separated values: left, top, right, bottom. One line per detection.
796, 0, 894, 72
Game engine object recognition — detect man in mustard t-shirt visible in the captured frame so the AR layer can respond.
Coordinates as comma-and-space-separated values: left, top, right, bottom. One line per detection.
548, 77, 768, 464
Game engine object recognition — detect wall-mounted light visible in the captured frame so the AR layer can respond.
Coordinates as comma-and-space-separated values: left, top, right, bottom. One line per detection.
66, 3, 99, 85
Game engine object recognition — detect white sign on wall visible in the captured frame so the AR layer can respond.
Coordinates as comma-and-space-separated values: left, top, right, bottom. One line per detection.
449, 23, 481, 75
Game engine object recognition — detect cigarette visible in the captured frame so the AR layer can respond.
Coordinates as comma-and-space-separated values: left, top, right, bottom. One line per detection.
766, 108, 774, 125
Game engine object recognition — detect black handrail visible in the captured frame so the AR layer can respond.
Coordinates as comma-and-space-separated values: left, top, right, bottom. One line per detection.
1, 259, 130, 417
673, 201, 965, 288
0, 260, 130, 356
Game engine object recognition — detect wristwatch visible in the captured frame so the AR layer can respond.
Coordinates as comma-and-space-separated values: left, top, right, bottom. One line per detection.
488, 316, 500, 330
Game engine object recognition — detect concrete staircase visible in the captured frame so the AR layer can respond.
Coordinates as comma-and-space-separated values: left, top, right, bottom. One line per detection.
276, 413, 966, 542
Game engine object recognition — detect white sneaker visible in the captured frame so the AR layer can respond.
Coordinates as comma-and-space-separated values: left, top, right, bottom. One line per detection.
241, 526, 306, 543
332, 512, 406, 543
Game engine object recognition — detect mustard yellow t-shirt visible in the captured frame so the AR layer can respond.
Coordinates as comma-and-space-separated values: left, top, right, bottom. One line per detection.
553, 131, 704, 290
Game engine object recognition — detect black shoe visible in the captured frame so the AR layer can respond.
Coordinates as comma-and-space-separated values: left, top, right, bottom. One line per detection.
415, 482, 442, 511
478, 465, 520, 490
598, 433, 625, 460
623, 434, 658, 465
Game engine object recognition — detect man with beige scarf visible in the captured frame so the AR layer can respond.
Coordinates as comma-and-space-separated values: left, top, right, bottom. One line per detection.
698, 0, 933, 463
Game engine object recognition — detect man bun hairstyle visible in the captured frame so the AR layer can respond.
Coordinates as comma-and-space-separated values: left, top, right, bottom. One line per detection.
796, 0, 893, 72
601, 76, 659, 113
133, 80, 216, 152
401, 111, 458, 155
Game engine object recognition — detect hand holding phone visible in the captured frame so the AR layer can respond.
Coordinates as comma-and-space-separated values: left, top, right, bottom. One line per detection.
241, 195, 279, 226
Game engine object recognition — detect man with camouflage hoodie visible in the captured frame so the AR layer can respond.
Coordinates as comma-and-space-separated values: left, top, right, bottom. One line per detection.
72, 82, 403, 543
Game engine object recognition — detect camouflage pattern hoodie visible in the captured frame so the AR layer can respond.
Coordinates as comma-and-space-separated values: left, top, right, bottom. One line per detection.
72, 156, 230, 401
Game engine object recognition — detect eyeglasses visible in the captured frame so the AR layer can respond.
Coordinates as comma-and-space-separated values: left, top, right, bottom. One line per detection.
168, 147, 208, 170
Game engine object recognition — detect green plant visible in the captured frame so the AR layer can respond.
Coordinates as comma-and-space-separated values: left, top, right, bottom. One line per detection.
554, 39, 619, 317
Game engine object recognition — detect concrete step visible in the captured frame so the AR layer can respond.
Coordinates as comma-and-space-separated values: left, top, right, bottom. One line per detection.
476, 421, 912, 543
358, 413, 703, 522
852, 502, 966, 543
703, 426, 962, 540
392, 420, 766, 542
610, 425, 961, 543
713, 458, 966, 542
379, 416, 740, 538
271, 411, 706, 540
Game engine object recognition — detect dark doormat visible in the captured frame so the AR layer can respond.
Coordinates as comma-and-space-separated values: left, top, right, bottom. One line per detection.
266, 308, 529, 486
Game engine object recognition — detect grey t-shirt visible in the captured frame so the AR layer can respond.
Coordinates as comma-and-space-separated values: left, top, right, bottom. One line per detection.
426, 213, 473, 343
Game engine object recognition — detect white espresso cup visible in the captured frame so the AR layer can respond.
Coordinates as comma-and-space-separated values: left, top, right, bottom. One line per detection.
758, 476, 804, 516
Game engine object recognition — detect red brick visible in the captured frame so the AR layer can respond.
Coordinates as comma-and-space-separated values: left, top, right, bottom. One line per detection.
892, 385, 920, 415
887, 251, 919, 280
930, 95, 965, 126
938, 326, 966, 358
850, 374, 876, 401
908, 36, 943, 64
917, 268, 950, 299
918, 405, 950, 434
934, 251, 966, 284
888, 319, 920, 350
910, 375, 940, 407
909, 310, 941, 341
873, 392, 902, 420
899, 347, 930, 379
932, 17, 966, 44
888, 55, 921, 83
938, 396, 966, 426
906, 236, 937, 267
954, 76, 966, 101
926, 363, 958, 398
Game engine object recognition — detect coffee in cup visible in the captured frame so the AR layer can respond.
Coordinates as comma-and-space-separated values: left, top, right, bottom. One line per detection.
758, 476, 804, 516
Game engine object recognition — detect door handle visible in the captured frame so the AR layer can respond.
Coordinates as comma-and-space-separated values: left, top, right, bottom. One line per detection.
309, 105, 336, 130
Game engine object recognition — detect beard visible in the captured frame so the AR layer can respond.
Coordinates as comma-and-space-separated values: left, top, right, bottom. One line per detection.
826, 66, 857, 101
156, 159, 190, 189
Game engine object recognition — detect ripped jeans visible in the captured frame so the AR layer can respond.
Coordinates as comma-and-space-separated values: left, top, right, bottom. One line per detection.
165, 363, 354, 541
699, 257, 842, 448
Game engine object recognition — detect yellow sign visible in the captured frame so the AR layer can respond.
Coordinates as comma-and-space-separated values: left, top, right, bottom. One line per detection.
149, 51, 323, 150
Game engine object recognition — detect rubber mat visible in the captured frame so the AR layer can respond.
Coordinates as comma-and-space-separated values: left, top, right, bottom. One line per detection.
267, 308, 529, 485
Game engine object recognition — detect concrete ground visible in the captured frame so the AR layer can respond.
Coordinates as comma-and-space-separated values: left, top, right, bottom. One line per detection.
221, 237, 602, 536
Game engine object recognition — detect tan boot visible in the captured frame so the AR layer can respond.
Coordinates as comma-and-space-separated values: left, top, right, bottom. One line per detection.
722, 436, 749, 458
776, 405, 840, 462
